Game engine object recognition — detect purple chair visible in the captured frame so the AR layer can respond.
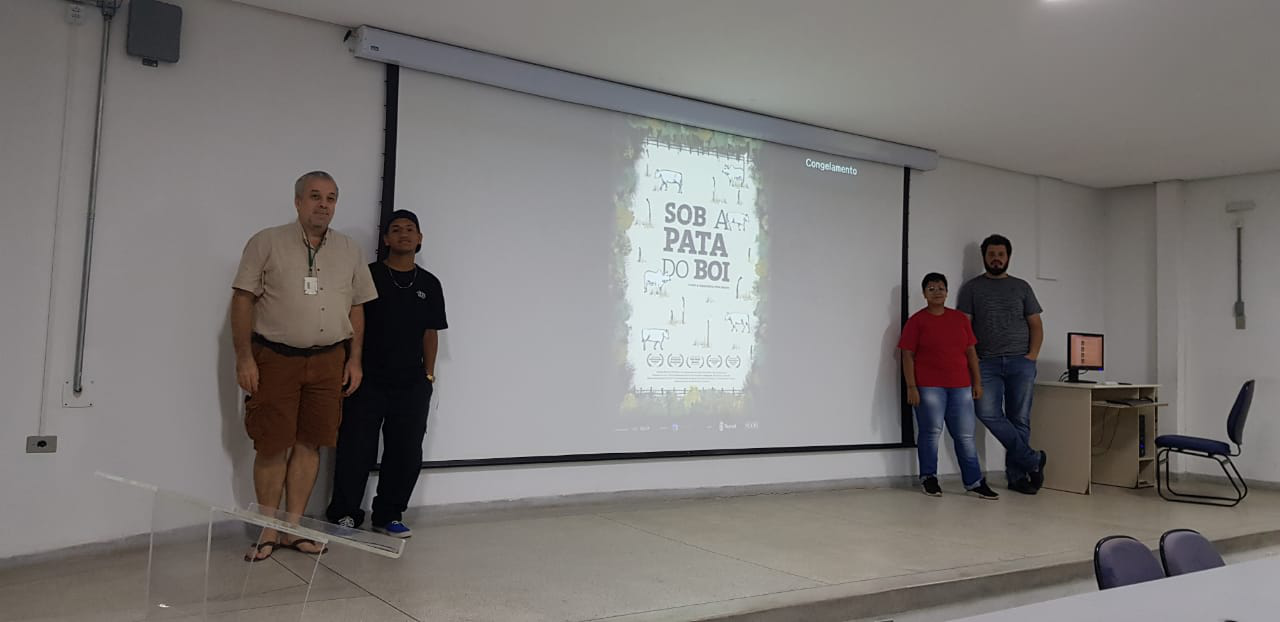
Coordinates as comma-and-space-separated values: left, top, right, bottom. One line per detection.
1159, 529, 1225, 576
1155, 380, 1254, 507
1093, 535, 1165, 590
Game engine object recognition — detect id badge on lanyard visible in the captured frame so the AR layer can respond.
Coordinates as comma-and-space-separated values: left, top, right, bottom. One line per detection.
304, 231, 321, 295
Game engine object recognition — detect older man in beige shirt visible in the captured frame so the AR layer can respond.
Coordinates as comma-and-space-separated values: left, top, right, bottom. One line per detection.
231, 171, 377, 562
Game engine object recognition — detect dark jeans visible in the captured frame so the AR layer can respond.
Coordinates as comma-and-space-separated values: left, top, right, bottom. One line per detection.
327, 372, 432, 527
976, 355, 1041, 484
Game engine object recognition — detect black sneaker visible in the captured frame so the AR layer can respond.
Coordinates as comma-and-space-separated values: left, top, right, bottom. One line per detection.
1009, 477, 1038, 495
1030, 451, 1048, 489
967, 480, 1000, 500
921, 476, 943, 497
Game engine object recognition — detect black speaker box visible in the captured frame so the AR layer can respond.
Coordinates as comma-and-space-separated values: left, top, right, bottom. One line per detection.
126, 0, 183, 66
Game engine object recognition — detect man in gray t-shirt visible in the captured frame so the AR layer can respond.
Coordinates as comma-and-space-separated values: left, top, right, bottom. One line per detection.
957, 234, 1046, 494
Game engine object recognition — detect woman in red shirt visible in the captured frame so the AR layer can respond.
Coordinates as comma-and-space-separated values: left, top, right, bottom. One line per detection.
899, 273, 998, 499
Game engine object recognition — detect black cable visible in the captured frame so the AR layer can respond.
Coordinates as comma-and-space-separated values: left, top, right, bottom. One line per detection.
1059, 369, 1090, 382
1092, 410, 1122, 455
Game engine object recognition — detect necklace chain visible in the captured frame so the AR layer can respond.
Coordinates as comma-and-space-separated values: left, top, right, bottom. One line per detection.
385, 263, 417, 289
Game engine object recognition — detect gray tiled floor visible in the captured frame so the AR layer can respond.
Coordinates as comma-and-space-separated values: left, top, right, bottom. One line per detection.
3, 481, 1278, 621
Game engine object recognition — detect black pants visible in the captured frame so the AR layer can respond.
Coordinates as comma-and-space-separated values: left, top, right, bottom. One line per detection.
327, 373, 432, 527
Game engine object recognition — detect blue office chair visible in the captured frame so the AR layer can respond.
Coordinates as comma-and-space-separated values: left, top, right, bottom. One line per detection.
1093, 535, 1165, 590
1155, 379, 1254, 507
1159, 529, 1225, 576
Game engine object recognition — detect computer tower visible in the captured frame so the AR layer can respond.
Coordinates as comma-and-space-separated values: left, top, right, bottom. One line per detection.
1138, 414, 1147, 457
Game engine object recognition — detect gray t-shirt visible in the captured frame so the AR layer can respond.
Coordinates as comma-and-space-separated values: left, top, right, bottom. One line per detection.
957, 274, 1043, 359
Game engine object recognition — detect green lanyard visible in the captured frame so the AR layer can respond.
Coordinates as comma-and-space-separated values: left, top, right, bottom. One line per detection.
302, 227, 325, 276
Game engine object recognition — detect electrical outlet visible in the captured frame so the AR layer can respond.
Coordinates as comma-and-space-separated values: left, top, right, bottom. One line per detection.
27, 436, 58, 454
65, 2, 86, 25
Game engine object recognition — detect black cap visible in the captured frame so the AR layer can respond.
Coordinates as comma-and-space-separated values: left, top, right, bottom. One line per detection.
383, 209, 422, 253
384, 209, 419, 230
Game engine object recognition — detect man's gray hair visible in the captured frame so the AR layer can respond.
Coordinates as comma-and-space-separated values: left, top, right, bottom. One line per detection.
294, 171, 338, 199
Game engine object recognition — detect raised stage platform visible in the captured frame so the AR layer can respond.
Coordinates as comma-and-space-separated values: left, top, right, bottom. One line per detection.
3, 476, 1278, 621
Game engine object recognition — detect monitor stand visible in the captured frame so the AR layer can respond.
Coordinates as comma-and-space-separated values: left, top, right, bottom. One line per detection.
1067, 369, 1095, 384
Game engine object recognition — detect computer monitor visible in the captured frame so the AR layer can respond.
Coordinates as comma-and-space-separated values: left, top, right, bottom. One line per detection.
1067, 332, 1104, 383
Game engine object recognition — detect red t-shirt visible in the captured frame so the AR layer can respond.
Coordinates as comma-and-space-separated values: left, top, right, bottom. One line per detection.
898, 307, 977, 389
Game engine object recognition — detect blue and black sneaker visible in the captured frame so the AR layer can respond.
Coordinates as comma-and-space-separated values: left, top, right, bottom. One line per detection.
373, 521, 412, 539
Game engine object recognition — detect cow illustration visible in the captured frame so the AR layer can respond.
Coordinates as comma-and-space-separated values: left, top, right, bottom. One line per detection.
725, 312, 750, 333
643, 270, 672, 294
654, 169, 683, 193
726, 212, 750, 231
641, 328, 670, 351
722, 164, 747, 188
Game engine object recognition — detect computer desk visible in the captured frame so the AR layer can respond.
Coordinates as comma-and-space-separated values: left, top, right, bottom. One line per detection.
1029, 382, 1164, 494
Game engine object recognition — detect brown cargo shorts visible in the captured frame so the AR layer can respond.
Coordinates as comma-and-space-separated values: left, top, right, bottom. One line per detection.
244, 341, 345, 456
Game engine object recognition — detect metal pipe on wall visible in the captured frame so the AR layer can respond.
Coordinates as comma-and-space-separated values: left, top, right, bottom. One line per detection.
72, 2, 118, 394
1226, 200, 1254, 331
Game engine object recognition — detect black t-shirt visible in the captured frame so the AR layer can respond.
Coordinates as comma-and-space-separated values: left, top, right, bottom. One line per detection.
361, 262, 447, 377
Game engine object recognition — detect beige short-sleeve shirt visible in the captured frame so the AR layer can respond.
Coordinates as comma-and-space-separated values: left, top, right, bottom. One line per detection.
233, 222, 378, 348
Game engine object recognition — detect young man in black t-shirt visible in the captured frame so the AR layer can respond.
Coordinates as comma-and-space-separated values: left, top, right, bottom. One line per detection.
327, 210, 447, 537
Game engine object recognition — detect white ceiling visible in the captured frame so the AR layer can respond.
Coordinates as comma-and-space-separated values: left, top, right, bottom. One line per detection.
237, 0, 1280, 188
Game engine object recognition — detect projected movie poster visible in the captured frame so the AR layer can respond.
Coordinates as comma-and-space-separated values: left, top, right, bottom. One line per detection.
614, 119, 765, 418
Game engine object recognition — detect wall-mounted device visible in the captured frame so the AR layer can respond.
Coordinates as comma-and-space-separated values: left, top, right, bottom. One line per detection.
126, 0, 182, 67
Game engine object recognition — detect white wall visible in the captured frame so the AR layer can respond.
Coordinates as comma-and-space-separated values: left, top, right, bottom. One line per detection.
1178, 172, 1280, 478
1098, 171, 1278, 479
1, 0, 1109, 559
906, 162, 1106, 374
0, 0, 385, 559
1103, 185, 1157, 384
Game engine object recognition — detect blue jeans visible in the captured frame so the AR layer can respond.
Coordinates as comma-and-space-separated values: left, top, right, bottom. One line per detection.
976, 355, 1042, 483
915, 387, 985, 489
